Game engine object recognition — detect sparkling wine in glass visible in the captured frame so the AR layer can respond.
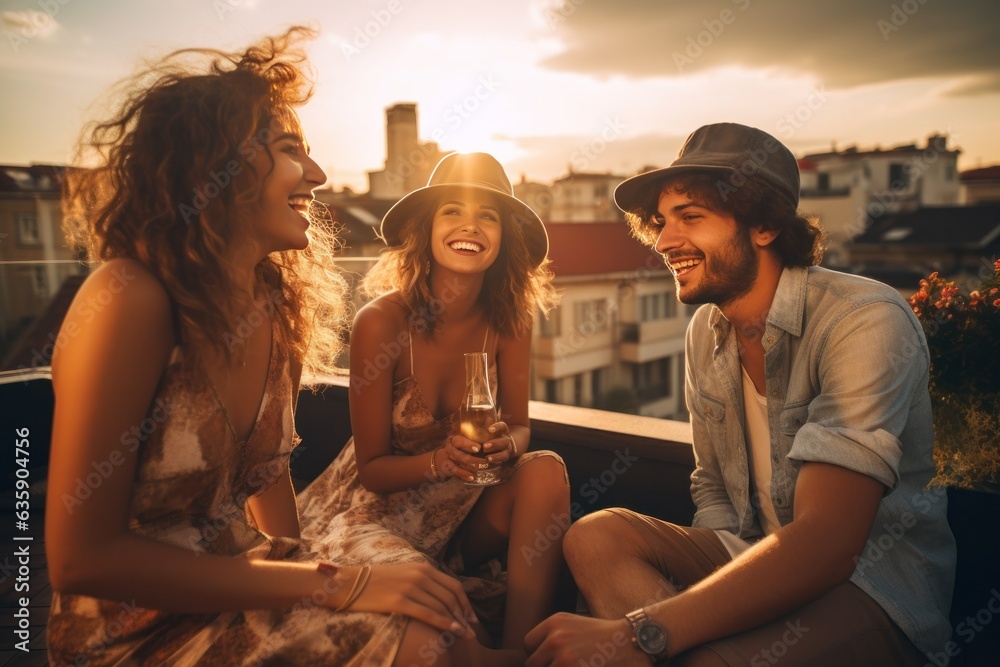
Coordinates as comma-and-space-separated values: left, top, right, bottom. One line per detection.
459, 352, 502, 486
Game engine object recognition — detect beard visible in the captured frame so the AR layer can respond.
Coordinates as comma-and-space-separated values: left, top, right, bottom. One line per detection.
675, 226, 759, 307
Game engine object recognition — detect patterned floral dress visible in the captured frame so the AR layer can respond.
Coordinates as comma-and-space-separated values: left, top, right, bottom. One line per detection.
48, 323, 406, 666
297, 329, 566, 637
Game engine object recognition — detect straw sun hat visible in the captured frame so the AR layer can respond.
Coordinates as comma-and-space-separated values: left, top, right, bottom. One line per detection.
378, 152, 549, 267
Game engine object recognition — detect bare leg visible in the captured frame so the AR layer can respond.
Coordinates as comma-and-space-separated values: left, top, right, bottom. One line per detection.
393, 620, 524, 667
563, 510, 682, 618
394, 620, 455, 667
461, 456, 571, 649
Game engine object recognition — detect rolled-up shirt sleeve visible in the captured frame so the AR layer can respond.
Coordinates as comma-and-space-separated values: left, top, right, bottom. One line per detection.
786, 300, 929, 491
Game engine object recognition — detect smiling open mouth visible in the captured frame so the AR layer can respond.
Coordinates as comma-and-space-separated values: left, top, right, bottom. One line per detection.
670, 258, 702, 277
288, 196, 313, 215
449, 240, 484, 253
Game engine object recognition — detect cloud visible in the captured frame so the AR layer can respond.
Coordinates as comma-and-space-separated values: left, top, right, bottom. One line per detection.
537, 0, 1000, 95
500, 132, 697, 180
500, 128, 848, 183
2, 10, 60, 40
942, 73, 1000, 97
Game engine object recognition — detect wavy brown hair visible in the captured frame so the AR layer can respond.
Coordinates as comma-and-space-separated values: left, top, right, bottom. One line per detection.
361, 196, 557, 339
62, 26, 346, 379
625, 173, 826, 268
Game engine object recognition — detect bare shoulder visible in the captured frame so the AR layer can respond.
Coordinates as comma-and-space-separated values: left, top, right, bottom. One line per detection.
497, 321, 533, 355
352, 292, 409, 341
54, 258, 175, 377
70, 258, 172, 321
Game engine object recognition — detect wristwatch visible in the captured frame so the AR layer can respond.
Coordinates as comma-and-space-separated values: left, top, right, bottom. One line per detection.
625, 607, 671, 664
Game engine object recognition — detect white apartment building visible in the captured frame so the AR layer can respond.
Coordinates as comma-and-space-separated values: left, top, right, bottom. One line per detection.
798, 134, 961, 265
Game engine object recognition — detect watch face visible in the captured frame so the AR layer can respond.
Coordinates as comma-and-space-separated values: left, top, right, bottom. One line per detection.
636, 622, 668, 655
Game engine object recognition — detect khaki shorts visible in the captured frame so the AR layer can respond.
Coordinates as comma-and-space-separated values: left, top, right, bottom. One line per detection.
604, 508, 927, 667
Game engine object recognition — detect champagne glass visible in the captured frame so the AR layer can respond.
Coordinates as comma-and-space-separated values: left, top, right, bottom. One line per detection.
458, 352, 502, 486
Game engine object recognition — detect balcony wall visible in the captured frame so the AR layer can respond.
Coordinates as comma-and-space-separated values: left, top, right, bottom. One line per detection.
295, 375, 697, 526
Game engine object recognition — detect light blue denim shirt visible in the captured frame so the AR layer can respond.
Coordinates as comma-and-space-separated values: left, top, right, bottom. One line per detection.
685, 265, 956, 659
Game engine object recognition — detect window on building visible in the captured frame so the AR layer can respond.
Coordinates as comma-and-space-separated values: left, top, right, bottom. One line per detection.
945, 164, 955, 181
888, 163, 910, 190
639, 293, 677, 322
545, 379, 558, 403
594, 183, 609, 199
664, 295, 676, 318
15, 212, 40, 246
573, 374, 584, 405
591, 368, 603, 403
31, 266, 48, 296
539, 306, 561, 338
632, 357, 672, 401
817, 173, 830, 191
574, 299, 609, 332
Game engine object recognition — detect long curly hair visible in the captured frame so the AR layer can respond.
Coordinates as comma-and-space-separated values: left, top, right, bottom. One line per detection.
625, 173, 826, 268
62, 26, 346, 379
361, 196, 557, 339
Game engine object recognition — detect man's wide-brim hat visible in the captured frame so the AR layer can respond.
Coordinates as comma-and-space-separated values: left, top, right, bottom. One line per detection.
379, 152, 549, 267
614, 122, 800, 216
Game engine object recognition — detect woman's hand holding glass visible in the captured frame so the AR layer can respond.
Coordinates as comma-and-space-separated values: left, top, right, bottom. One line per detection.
444, 420, 516, 483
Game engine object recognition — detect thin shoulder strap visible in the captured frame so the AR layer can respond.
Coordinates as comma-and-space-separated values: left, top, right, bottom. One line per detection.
408, 324, 415, 378
481, 326, 490, 353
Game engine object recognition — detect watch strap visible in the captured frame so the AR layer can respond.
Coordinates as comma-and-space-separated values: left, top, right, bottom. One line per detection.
625, 607, 671, 665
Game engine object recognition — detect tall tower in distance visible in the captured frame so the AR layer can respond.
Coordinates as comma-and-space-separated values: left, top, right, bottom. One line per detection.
385, 103, 419, 189
368, 103, 446, 200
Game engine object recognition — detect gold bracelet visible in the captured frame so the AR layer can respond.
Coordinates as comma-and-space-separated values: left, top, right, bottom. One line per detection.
504, 433, 518, 457
335, 564, 372, 612
430, 447, 444, 482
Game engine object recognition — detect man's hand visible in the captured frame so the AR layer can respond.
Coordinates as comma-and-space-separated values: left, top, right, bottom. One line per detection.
525, 613, 651, 667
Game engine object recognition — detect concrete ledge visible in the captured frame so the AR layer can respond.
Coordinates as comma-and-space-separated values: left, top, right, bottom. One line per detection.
297, 375, 698, 525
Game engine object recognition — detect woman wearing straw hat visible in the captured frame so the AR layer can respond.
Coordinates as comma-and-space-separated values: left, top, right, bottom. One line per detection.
298, 152, 569, 657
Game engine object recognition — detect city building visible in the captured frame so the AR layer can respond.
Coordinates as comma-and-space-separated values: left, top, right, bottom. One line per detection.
849, 204, 1000, 296
0, 164, 85, 368
525, 171, 689, 420
366, 103, 448, 200
960, 165, 1000, 205
798, 134, 961, 266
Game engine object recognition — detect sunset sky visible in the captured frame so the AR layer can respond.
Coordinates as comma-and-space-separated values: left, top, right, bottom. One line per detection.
1, 0, 998, 192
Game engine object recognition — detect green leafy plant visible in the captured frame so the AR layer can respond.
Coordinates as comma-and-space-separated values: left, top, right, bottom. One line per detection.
909, 259, 1000, 488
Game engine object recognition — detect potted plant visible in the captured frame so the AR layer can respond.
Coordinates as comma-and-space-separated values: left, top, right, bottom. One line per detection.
908, 259, 1000, 490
